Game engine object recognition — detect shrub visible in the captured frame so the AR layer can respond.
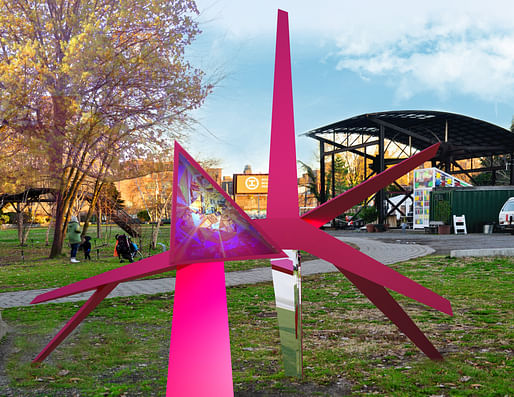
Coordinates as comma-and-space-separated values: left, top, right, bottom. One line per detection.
432, 200, 451, 225
34, 214, 51, 224
360, 206, 378, 224
137, 210, 150, 222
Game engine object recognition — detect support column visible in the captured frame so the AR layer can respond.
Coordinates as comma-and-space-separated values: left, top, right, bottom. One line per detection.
364, 135, 368, 180
444, 159, 451, 173
331, 151, 335, 200
377, 125, 385, 224
491, 156, 496, 186
332, 132, 336, 200
510, 154, 514, 185
320, 141, 326, 203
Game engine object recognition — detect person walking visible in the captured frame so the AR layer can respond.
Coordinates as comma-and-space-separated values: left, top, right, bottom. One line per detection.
67, 215, 82, 263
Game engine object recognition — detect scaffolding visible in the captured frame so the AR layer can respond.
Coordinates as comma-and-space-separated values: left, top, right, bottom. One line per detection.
305, 110, 514, 225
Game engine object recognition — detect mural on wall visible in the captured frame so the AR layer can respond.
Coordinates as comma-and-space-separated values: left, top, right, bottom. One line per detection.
413, 168, 472, 228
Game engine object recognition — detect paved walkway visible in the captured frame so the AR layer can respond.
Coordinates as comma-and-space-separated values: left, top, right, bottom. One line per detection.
332, 229, 514, 255
0, 237, 434, 309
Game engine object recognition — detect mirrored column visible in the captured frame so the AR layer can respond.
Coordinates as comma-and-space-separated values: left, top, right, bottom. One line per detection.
271, 249, 302, 377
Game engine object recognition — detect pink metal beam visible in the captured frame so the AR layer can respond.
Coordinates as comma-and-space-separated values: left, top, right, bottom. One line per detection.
33, 283, 118, 363
167, 262, 233, 396
255, 218, 452, 316
342, 271, 443, 360
32, 251, 174, 304
263, 9, 449, 362
301, 143, 441, 228
257, 219, 448, 360
267, 9, 299, 220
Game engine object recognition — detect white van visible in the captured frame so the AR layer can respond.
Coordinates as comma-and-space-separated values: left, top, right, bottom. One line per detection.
498, 197, 514, 233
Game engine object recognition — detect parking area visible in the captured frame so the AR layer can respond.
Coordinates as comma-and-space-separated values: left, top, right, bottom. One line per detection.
330, 229, 514, 255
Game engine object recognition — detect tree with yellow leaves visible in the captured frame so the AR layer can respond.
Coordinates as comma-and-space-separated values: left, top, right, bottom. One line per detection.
0, 0, 211, 257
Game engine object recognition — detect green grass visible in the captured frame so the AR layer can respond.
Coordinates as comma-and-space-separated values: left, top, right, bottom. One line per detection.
0, 226, 272, 292
1, 256, 512, 396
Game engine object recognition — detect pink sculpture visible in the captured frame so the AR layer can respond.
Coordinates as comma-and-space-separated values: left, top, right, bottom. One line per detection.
31, 9, 452, 396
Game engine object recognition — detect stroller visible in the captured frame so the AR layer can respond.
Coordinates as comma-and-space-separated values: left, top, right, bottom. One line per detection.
115, 234, 140, 263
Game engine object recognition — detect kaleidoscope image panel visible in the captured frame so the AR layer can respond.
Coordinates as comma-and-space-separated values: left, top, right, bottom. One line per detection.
171, 147, 281, 263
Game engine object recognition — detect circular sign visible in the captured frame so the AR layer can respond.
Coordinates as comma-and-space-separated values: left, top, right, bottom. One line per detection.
245, 176, 259, 190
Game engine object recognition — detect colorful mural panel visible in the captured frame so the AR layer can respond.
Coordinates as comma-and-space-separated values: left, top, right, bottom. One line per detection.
172, 151, 280, 263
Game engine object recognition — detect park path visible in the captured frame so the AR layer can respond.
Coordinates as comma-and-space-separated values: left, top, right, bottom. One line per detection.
0, 237, 434, 309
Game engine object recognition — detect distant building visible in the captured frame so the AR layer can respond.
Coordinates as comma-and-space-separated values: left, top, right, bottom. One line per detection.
115, 166, 222, 216
115, 163, 321, 218
232, 166, 320, 216
221, 176, 233, 195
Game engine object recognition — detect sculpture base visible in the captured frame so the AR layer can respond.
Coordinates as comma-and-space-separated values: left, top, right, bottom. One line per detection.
167, 262, 233, 396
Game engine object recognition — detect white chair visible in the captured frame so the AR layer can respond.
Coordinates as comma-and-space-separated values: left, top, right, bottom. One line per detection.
453, 215, 467, 234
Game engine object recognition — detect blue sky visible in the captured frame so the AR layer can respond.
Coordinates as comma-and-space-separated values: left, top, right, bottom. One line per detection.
185, 1, 514, 176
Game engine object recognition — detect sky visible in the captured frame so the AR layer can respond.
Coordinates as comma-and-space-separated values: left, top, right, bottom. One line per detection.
184, 0, 514, 177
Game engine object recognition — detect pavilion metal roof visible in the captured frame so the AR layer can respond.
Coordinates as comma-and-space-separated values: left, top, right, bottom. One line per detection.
305, 110, 514, 160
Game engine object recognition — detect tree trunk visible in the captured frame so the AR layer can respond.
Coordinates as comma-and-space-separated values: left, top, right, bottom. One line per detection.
152, 218, 162, 249
50, 193, 66, 258
151, 191, 173, 249
50, 168, 87, 258
21, 204, 39, 246
16, 203, 24, 246
96, 206, 102, 239
45, 220, 52, 246
45, 204, 56, 246
50, 189, 75, 258
22, 214, 32, 245
82, 181, 104, 238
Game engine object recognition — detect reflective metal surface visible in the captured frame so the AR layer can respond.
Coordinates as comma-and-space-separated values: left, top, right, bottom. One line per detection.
271, 249, 302, 377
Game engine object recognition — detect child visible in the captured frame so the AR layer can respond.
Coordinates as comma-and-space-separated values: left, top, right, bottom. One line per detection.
82, 235, 92, 260
400, 218, 408, 233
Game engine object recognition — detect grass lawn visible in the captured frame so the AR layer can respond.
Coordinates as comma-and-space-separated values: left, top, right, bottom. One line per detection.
0, 226, 272, 292
0, 255, 512, 396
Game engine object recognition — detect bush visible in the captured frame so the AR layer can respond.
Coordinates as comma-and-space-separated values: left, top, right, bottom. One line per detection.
0, 214, 9, 225
360, 206, 378, 224
137, 210, 150, 223
34, 214, 51, 224
5, 211, 34, 224
432, 200, 451, 225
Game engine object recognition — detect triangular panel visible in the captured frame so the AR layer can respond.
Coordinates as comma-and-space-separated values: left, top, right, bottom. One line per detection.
170, 142, 284, 264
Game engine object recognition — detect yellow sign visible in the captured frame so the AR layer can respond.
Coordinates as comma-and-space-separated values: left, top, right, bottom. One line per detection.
234, 174, 268, 194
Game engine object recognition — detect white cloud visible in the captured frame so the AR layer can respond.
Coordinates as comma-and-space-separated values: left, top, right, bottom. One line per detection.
195, 0, 514, 103
337, 31, 514, 102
